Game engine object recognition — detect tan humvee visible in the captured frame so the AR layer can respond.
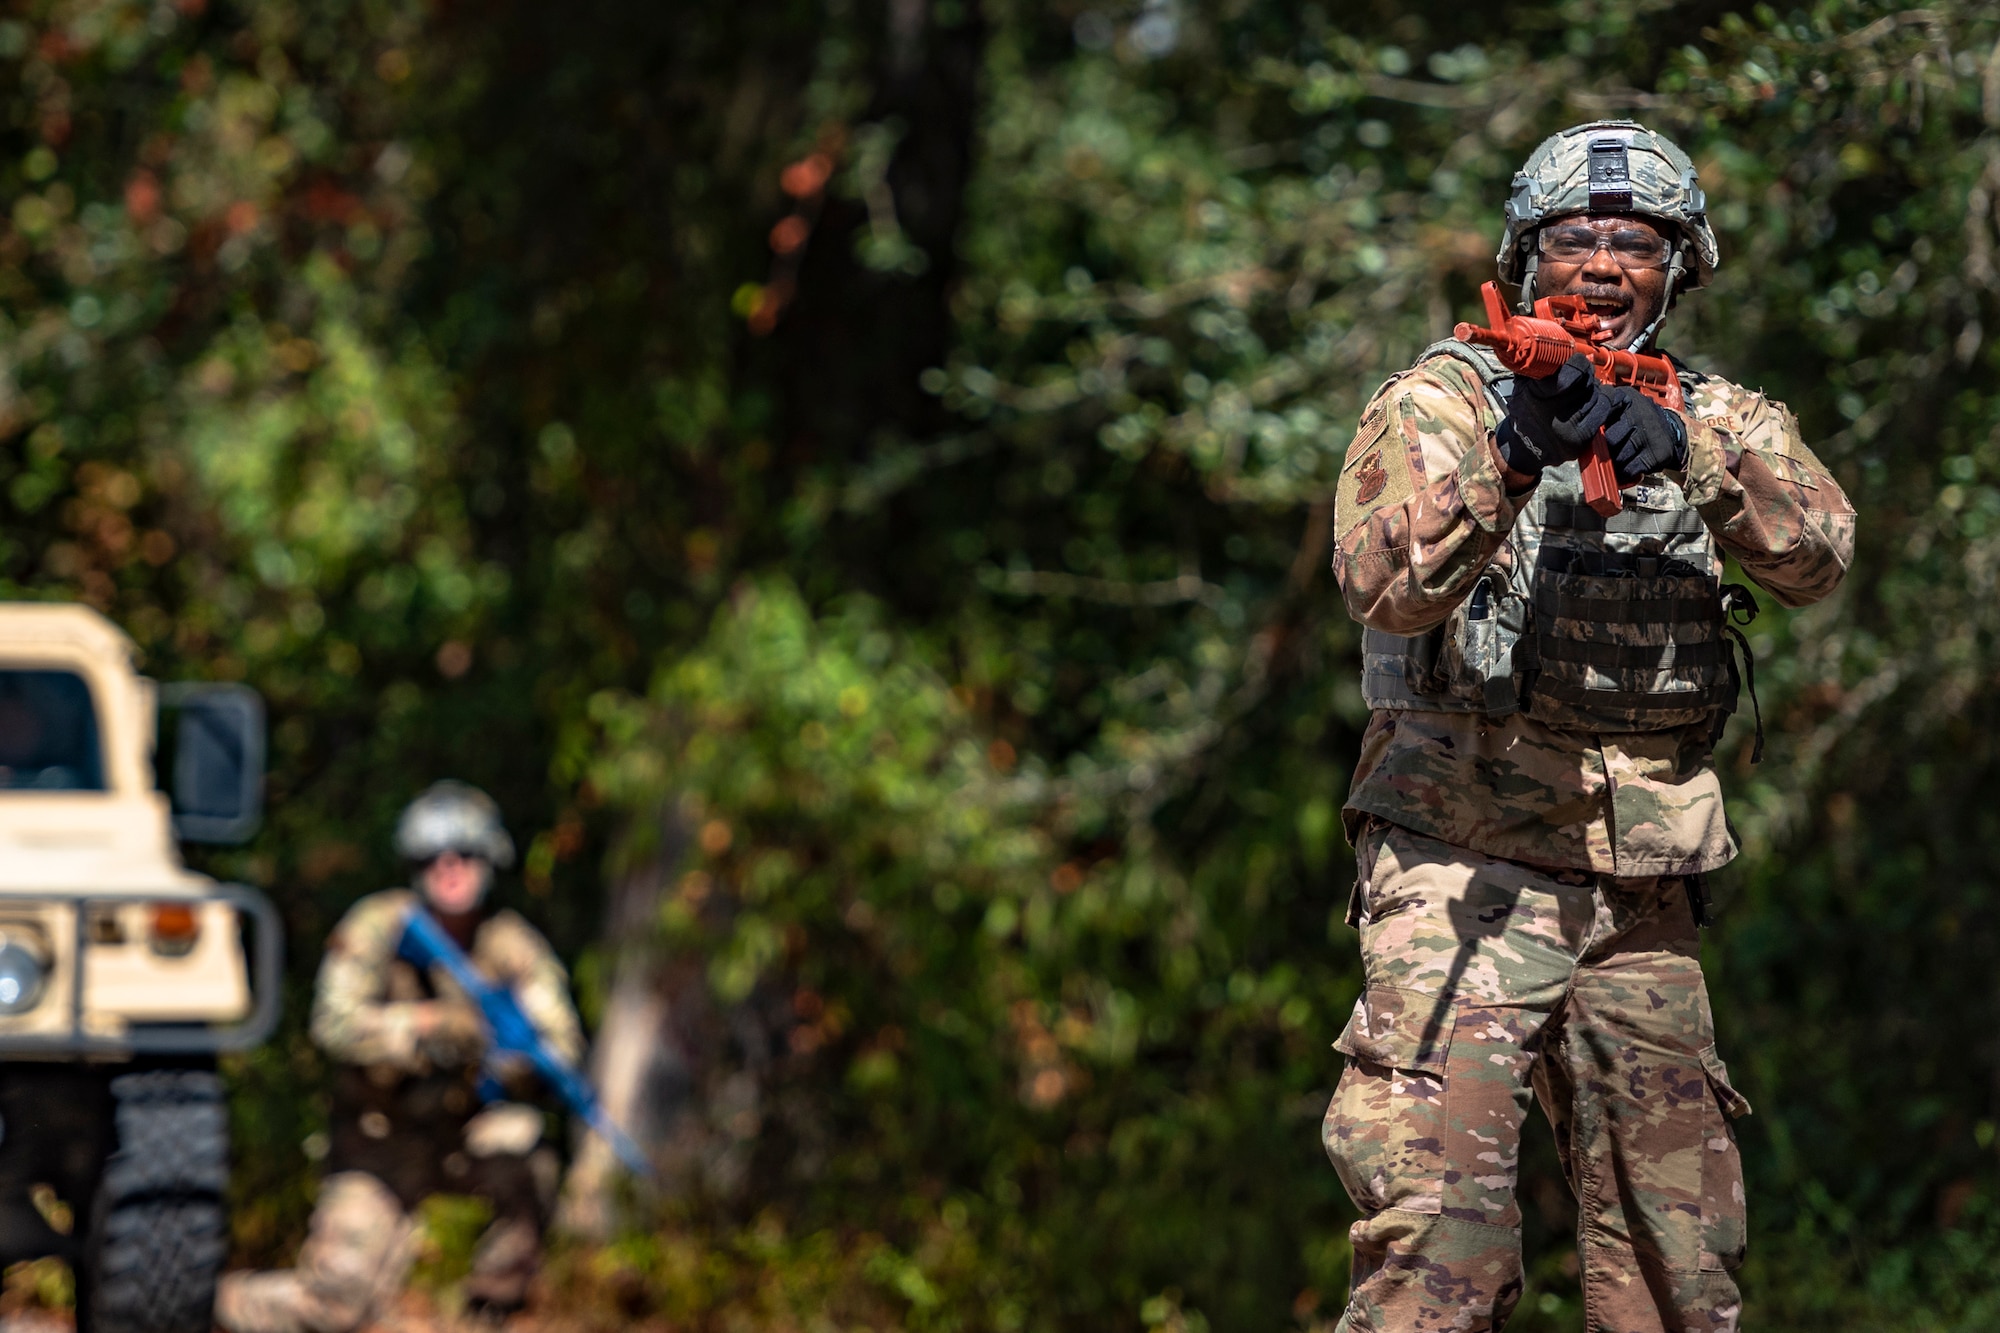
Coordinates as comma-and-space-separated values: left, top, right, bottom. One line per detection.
0, 602, 278, 1333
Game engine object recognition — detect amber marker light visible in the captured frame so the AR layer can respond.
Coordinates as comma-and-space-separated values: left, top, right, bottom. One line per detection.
148, 903, 201, 957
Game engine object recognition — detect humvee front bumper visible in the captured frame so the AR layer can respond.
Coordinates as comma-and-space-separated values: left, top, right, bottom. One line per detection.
0, 884, 280, 1057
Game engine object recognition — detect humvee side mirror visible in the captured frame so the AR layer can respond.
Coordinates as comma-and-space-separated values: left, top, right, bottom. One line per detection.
158, 683, 265, 844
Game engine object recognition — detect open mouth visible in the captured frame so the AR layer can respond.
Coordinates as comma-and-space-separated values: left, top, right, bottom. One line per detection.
1578, 296, 1629, 341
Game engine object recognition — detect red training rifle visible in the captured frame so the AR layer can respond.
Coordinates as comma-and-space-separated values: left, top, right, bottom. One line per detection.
1452, 281, 1685, 518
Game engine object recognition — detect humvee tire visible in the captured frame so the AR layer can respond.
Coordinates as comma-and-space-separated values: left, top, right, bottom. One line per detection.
76, 1070, 230, 1333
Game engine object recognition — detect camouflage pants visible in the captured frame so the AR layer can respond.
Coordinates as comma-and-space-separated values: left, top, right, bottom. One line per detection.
1322, 823, 1751, 1333
214, 1102, 555, 1333
213, 1172, 417, 1333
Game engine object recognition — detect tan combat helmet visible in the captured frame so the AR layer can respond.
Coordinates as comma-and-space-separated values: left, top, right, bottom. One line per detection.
1497, 120, 1720, 346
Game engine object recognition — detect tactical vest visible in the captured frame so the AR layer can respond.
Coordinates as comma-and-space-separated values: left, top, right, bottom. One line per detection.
1361, 339, 1759, 743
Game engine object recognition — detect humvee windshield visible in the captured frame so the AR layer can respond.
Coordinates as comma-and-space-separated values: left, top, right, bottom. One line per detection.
0, 669, 105, 791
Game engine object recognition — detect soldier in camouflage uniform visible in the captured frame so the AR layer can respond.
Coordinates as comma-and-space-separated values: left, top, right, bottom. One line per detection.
216, 782, 585, 1333
1323, 122, 1855, 1331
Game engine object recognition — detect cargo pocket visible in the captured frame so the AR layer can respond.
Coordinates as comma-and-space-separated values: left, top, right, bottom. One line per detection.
1345, 819, 1388, 931
1697, 1045, 1749, 1273
1764, 443, 1822, 494
1323, 986, 1456, 1216
1700, 1045, 1752, 1120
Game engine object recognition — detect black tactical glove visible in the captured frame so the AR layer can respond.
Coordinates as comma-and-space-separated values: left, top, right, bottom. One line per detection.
1497, 354, 1614, 479
1600, 386, 1690, 484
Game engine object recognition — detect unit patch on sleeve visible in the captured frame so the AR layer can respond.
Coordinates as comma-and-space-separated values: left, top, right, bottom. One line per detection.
1335, 401, 1415, 538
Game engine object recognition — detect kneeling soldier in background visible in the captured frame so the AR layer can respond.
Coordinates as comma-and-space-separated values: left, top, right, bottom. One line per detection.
216, 781, 584, 1332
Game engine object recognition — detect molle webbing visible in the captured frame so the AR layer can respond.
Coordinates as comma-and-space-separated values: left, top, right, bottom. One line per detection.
1535, 636, 1726, 670
1532, 675, 1736, 714
1540, 501, 1705, 535
1361, 626, 1488, 713
1527, 553, 1730, 728
1533, 587, 1719, 623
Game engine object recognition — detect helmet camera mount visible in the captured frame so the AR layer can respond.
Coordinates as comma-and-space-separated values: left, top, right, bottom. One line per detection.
1586, 136, 1633, 212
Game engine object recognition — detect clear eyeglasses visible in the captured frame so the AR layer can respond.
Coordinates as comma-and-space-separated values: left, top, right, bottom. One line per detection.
1537, 225, 1673, 270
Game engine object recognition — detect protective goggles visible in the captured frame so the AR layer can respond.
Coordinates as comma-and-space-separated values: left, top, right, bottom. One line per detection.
417, 848, 490, 867
1536, 224, 1673, 270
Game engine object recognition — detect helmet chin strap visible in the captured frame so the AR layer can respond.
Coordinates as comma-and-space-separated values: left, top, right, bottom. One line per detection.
1517, 247, 1540, 315
1631, 241, 1688, 352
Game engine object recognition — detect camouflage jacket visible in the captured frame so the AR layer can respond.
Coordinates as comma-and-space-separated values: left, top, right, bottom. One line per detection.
310, 888, 584, 1074
1331, 348, 1855, 875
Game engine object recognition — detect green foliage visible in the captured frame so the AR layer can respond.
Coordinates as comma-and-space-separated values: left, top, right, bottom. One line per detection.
589, 578, 1353, 1323
8, 0, 2000, 1327
543, 1213, 962, 1331
1, 1256, 75, 1315
410, 1193, 494, 1296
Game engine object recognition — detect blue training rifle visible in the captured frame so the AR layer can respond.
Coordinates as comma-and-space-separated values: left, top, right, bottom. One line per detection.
396, 905, 654, 1179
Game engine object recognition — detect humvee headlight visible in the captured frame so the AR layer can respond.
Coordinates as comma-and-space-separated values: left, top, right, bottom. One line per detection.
0, 940, 46, 1014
